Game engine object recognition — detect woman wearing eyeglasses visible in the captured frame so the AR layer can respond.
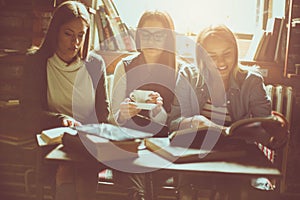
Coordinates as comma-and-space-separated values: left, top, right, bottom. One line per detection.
109, 10, 177, 129
109, 10, 194, 200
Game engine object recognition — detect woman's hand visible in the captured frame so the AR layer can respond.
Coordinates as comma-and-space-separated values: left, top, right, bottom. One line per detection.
190, 115, 227, 133
179, 115, 229, 135
61, 116, 82, 127
147, 92, 163, 117
119, 98, 141, 122
190, 115, 214, 129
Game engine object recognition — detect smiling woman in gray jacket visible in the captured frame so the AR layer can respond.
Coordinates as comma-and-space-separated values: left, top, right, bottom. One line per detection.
169, 24, 271, 200
169, 24, 271, 132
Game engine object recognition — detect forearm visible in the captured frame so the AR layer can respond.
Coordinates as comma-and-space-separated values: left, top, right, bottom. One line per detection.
110, 62, 127, 122
178, 117, 193, 129
150, 107, 167, 125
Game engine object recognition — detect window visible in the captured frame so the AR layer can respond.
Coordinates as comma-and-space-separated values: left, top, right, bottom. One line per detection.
92, 0, 286, 59
113, 0, 285, 35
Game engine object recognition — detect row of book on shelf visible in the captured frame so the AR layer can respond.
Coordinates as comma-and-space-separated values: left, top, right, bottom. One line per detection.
246, 17, 285, 63
95, 0, 136, 51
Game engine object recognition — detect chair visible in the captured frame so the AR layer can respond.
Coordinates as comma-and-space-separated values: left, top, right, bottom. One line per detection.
264, 84, 293, 193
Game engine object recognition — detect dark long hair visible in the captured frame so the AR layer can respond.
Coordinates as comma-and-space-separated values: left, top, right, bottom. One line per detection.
38, 1, 90, 60
135, 10, 176, 72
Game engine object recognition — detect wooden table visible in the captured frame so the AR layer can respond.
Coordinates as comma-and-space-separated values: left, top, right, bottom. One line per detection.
45, 140, 281, 200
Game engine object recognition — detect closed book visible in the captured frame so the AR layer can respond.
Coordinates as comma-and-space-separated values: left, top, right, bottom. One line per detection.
273, 18, 285, 63
263, 17, 285, 62
80, 134, 141, 162
38, 127, 77, 146
61, 131, 141, 162
145, 137, 246, 163
73, 123, 153, 162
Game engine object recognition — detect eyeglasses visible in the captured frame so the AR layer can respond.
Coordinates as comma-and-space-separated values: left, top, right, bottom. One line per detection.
139, 30, 168, 43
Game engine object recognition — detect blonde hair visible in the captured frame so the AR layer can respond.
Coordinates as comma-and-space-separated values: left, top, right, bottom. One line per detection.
196, 24, 245, 80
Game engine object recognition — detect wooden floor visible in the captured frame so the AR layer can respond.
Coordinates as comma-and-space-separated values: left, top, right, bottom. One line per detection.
0, 181, 178, 200
1, 183, 300, 200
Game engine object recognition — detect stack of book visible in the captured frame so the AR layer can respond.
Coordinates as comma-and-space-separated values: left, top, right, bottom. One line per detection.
36, 127, 77, 146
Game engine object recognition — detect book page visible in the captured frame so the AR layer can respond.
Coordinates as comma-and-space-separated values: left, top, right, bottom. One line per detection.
38, 127, 77, 146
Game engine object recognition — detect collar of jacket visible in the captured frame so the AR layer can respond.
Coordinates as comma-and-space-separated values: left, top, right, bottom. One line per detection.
228, 70, 248, 91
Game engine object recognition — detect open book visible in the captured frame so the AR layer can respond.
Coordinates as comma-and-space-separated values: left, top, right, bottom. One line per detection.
170, 113, 288, 150
145, 113, 288, 163
74, 123, 154, 141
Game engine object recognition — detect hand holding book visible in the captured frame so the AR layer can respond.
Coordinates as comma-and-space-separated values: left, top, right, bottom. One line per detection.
171, 111, 288, 150
180, 115, 228, 135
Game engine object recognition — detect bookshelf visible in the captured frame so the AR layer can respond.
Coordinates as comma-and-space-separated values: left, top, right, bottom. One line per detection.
284, 0, 300, 78
245, 17, 285, 64
94, 0, 135, 51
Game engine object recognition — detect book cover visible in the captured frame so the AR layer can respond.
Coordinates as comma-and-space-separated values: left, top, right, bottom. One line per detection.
145, 137, 246, 163
273, 18, 285, 63
78, 131, 141, 162
60, 123, 152, 162
38, 127, 77, 146
263, 17, 285, 62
